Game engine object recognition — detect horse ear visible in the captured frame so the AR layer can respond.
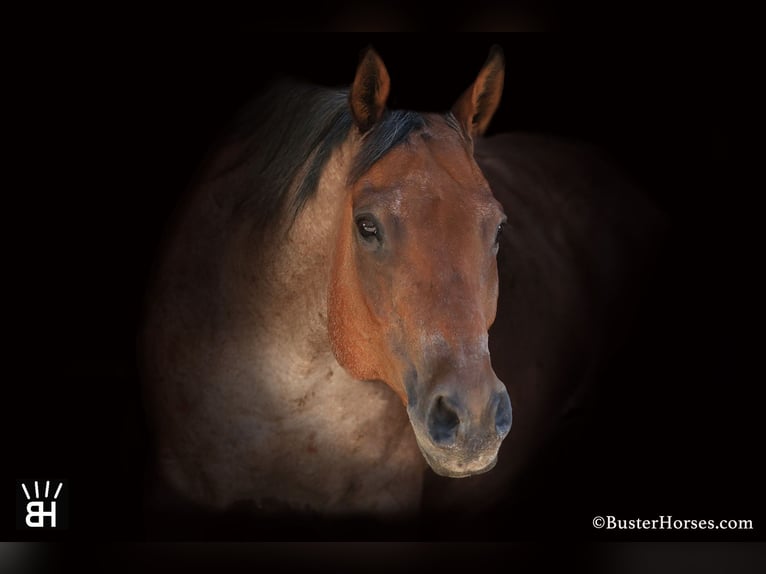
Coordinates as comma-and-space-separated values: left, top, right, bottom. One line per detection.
452, 45, 505, 139
349, 47, 390, 133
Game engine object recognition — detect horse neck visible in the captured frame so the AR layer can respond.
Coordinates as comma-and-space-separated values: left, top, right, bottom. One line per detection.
222, 140, 355, 374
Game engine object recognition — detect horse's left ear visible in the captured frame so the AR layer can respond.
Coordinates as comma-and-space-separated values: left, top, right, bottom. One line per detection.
452, 45, 505, 139
349, 47, 390, 133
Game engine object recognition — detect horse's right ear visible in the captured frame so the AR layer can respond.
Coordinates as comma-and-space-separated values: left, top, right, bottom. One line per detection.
349, 47, 390, 133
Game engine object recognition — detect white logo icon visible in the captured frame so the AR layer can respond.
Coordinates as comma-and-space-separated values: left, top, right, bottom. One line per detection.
20, 480, 62, 528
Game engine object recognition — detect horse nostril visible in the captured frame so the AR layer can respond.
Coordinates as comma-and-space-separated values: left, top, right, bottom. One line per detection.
427, 395, 461, 446
494, 390, 512, 437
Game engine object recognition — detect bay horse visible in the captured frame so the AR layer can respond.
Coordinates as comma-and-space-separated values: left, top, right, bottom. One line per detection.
140, 46, 663, 518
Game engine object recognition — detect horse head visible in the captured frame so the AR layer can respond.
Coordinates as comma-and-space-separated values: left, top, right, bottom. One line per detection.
327, 47, 511, 477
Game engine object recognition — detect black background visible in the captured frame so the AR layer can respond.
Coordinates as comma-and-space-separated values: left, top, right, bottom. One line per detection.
5, 24, 763, 554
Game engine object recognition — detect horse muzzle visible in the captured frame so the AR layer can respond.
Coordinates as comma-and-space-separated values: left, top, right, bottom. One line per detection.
407, 378, 512, 478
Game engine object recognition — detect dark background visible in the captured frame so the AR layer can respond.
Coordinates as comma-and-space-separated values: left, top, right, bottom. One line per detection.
5, 27, 763, 549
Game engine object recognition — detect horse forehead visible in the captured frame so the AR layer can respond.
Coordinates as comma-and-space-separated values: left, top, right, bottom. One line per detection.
359, 135, 491, 208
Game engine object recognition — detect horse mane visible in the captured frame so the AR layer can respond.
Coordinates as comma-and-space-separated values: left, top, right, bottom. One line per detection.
206, 80, 428, 231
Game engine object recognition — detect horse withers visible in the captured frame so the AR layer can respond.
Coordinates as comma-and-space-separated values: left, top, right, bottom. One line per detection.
139, 46, 662, 518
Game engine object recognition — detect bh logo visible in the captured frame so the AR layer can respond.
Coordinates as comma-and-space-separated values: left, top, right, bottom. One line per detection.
17, 480, 68, 529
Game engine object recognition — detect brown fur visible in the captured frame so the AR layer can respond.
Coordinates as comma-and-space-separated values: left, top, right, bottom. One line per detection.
139, 48, 663, 516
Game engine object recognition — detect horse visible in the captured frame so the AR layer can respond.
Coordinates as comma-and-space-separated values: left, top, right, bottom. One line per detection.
139, 46, 664, 519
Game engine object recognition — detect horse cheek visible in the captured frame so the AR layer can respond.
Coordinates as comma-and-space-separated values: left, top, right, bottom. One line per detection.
327, 254, 381, 383
485, 260, 500, 329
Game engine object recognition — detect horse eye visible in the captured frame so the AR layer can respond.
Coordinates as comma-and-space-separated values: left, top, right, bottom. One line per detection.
356, 217, 379, 240
494, 222, 506, 246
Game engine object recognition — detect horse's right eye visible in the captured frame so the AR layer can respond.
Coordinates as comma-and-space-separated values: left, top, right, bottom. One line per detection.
356, 217, 379, 241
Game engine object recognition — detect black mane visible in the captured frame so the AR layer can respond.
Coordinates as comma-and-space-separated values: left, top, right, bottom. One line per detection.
208, 81, 428, 230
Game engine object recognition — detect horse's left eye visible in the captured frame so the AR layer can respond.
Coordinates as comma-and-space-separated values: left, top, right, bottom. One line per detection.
494, 222, 506, 246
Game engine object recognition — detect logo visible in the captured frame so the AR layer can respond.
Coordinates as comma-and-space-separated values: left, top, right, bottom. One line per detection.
16, 479, 68, 530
